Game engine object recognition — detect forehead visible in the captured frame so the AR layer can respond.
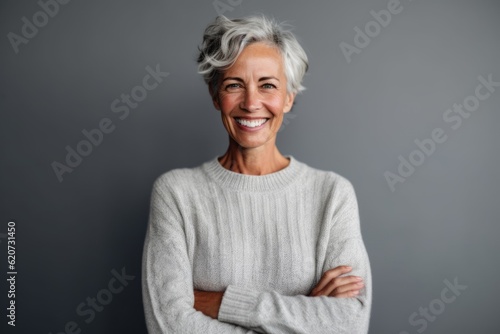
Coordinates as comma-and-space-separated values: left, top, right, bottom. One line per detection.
223, 42, 284, 77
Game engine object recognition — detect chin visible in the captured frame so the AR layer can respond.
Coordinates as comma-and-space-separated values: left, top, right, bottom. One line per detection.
233, 134, 276, 149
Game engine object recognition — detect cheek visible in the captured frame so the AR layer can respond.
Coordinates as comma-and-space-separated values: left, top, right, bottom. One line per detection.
218, 95, 238, 113
266, 96, 288, 114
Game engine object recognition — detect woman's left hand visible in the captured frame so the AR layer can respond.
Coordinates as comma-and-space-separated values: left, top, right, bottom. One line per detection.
193, 289, 224, 319
309, 265, 364, 298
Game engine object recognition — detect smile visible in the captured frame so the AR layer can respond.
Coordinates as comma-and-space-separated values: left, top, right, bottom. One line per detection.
235, 118, 269, 128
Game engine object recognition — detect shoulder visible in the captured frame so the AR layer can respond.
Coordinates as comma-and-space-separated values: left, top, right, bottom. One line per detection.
296, 158, 356, 197
151, 160, 210, 195
296, 160, 361, 231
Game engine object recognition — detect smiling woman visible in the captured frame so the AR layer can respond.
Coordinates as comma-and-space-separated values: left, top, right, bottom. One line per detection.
215, 42, 295, 163
142, 15, 372, 334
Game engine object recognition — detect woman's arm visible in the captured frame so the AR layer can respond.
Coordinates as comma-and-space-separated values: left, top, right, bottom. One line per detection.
217, 241, 371, 334
142, 177, 257, 334
193, 265, 364, 319
216, 178, 372, 334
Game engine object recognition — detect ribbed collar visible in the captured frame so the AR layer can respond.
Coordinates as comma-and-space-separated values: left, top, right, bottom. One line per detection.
202, 155, 305, 192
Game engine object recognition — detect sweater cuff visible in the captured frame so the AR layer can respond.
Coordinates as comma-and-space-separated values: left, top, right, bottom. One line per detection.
218, 285, 260, 327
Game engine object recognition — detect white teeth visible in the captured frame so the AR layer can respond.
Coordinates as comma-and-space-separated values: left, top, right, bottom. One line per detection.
235, 118, 268, 128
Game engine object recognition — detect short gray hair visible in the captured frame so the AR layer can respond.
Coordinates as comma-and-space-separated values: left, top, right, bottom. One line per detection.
197, 15, 309, 96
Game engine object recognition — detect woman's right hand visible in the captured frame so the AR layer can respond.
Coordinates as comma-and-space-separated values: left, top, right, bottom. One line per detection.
309, 265, 364, 298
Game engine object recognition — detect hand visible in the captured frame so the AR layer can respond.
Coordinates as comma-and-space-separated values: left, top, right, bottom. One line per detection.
309, 265, 364, 298
193, 289, 224, 319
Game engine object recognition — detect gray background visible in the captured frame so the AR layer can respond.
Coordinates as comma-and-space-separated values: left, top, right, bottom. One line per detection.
1, 0, 499, 333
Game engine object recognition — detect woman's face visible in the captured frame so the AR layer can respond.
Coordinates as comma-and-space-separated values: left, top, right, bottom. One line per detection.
212, 42, 296, 150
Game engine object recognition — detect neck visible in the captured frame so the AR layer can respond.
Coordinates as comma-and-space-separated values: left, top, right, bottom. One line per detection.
218, 138, 290, 175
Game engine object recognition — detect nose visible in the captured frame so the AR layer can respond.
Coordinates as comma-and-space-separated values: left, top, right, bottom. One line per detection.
240, 87, 262, 112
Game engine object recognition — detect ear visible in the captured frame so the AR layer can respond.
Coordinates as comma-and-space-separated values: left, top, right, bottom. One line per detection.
283, 92, 296, 113
209, 86, 221, 110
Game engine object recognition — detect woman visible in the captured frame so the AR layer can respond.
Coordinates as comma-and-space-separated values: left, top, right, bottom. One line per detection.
142, 15, 372, 333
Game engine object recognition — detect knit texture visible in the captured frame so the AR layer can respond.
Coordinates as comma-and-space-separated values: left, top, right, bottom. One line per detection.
142, 156, 372, 333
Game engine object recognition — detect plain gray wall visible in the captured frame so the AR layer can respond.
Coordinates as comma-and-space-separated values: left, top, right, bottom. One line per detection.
1, 0, 499, 333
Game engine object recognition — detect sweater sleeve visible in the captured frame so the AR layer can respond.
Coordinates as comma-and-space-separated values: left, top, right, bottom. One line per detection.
217, 178, 372, 334
142, 177, 258, 334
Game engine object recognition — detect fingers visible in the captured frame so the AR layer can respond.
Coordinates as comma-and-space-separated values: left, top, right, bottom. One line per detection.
310, 265, 353, 295
325, 279, 364, 298
309, 265, 365, 297
332, 287, 363, 298
312, 275, 364, 297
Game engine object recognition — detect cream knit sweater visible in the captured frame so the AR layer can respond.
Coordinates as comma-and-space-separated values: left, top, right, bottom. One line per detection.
142, 156, 372, 333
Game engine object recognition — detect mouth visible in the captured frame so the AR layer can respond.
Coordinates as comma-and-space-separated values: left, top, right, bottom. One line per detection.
234, 117, 269, 129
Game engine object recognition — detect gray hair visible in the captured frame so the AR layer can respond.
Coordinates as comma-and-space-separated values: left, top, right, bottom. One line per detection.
197, 15, 309, 96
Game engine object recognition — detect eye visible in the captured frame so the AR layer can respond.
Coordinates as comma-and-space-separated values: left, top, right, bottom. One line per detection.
225, 83, 241, 90
262, 83, 276, 89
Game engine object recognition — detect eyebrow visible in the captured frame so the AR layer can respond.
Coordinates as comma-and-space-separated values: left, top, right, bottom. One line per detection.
221, 76, 280, 83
